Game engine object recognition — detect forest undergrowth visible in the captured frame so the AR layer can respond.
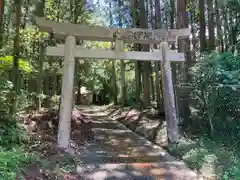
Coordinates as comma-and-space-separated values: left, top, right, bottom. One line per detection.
0, 76, 86, 179
158, 51, 240, 179
167, 51, 240, 179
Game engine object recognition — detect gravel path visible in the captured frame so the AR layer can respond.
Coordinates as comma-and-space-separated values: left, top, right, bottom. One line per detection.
74, 106, 201, 180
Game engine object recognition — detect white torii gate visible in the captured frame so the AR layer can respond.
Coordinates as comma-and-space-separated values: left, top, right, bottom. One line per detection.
35, 17, 190, 149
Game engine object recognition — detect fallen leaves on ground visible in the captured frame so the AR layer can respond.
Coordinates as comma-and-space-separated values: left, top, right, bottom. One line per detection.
18, 107, 93, 179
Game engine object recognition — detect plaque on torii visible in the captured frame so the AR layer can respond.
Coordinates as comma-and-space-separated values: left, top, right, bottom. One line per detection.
35, 17, 189, 44
35, 17, 190, 148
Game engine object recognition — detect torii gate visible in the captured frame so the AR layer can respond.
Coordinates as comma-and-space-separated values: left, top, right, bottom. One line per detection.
35, 17, 190, 149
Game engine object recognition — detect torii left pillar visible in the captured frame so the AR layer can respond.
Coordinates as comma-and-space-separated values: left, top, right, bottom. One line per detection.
58, 35, 76, 149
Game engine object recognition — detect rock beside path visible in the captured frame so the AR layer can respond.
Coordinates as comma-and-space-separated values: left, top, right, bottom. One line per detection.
106, 107, 168, 147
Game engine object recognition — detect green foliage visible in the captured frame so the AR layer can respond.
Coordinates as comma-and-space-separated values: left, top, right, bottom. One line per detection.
0, 76, 37, 180
0, 85, 36, 179
0, 76, 13, 114
190, 52, 240, 135
0, 56, 33, 73
0, 147, 38, 180
0, 61, 36, 179
0, 121, 27, 147
223, 165, 240, 180
125, 79, 138, 106
0, 75, 28, 147
226, 0, 240, 12
169, 135, 240, 179
186, 51, 240, 179
50, 95, 60, 108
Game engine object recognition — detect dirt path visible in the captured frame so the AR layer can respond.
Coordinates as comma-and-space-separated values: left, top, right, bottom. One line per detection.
73, 106, 201, 180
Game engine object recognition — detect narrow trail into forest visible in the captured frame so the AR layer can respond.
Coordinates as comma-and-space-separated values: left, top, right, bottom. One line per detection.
74, 106, 200, 180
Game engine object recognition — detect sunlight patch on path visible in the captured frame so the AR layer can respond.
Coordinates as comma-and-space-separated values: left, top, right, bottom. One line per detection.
72, 106, 202, 180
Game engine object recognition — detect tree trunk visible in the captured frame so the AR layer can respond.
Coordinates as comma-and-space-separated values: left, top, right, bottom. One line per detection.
215, 0, 223, 50
120, 59, 126, 106
155, 0, 163, 110
139, 0, 150, 107
35, 0, 46, 110
207, 0, 215, 50
112, 60, 118, 105
76, 79, 81, 104
12, 0, 21, 92
177, 0, 191, 80
154, 60, 162, 110
35, 0, 45, 111
228, 8, 233, 48
43, 75, 49, 107
190, 2, 197, 61
149, 63, 155, 101
170, 0, 177, 83
222, 7, 229, 51
176, 0, 191, 120
52, 71, 57, 96
134, 53, 141, 105
149, 0, 155, 101
131, 0, 141, 105
109, 3, 118, 105
71, 0, 82, 109
117, 0, 126, 106
199, 0, 207, 52
36, 41, 45, 110
0, 0, 4, 24
0, 0, 4, 48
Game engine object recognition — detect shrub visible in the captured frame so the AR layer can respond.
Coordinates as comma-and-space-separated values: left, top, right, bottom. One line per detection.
190, 52, 240, 137
0, 147, 38, 180
0, 66, 38, 179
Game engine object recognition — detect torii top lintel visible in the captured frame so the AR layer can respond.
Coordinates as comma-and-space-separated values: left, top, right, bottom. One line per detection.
35, 17, 190, 44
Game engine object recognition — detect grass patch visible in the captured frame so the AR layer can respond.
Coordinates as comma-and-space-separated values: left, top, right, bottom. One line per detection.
169, 135, 240, 179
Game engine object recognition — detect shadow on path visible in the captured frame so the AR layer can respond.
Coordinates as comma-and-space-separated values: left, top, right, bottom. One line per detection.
74, 106, 200, 180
